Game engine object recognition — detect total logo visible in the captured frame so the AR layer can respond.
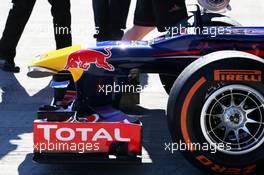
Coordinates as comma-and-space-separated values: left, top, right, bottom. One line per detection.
36, 124, 131, 142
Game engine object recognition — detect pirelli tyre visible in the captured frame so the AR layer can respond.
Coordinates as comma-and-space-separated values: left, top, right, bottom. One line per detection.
167, 51, 264, 175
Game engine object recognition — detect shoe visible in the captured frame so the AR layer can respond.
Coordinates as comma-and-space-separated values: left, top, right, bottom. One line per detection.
2, 62, 20, 73
0, 58, 20, 73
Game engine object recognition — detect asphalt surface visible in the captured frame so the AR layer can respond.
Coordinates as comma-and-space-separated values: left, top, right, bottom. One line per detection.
0, 1, 264, 175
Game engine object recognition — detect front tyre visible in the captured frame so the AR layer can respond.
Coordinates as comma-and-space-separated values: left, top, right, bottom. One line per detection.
167, 51, 264, 174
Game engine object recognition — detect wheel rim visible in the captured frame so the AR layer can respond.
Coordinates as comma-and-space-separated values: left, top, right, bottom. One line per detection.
201, 85, 264, 155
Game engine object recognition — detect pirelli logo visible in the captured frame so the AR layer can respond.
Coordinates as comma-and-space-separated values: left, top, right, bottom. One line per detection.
214, 70, 262, 82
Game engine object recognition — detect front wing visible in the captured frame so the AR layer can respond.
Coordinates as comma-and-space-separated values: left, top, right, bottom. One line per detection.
33, 106, 142, 163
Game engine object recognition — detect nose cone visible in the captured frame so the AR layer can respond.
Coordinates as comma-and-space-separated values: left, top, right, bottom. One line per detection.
30, 45, 81, 72
28, 45, 85, 81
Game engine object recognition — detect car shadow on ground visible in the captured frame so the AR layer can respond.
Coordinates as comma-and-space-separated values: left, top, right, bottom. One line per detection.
0, 70, 205, 175
0, 70, 51, 161
17, 105, 205, 175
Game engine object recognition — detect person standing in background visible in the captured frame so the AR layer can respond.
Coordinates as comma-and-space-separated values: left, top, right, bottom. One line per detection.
0, 0, 72, 73
123, 0, 188, 40
92, 0, 131, 42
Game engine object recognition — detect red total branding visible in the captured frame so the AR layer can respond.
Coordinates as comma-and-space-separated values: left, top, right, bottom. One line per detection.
37, 124, 130, 142
34, 122, 141, 153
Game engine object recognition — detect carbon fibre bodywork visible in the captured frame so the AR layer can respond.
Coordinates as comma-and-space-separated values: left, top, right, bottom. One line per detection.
90, 27, 264, 76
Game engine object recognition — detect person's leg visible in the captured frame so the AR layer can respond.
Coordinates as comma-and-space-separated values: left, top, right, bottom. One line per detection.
48, 0, 72, 49
108, 0, 131, 40
0, 0, 36, 71
92, 0, 110, 42
122, 0, 156, 41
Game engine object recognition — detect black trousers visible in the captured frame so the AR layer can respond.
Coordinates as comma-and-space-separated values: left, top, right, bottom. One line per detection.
92, 0, 131, 41
0, 0, 72, 64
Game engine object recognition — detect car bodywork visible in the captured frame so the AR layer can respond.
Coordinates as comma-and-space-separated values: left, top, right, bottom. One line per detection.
28, 27, 264, 163
29, 27, 264, 80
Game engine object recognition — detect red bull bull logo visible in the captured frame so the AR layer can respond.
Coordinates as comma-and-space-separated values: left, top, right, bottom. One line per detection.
65, 48, 114, 71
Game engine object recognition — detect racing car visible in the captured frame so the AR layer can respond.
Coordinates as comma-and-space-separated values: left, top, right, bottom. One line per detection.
27, 1, 264, 175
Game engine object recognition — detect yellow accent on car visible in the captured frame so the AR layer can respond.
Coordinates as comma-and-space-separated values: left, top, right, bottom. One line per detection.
29, 45, 84, 82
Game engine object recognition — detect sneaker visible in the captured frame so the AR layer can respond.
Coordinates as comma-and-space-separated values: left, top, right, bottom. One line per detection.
0, 58, 20, 73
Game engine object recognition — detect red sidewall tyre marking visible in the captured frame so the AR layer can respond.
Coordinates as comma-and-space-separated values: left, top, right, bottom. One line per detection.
180, 77, 206, 152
